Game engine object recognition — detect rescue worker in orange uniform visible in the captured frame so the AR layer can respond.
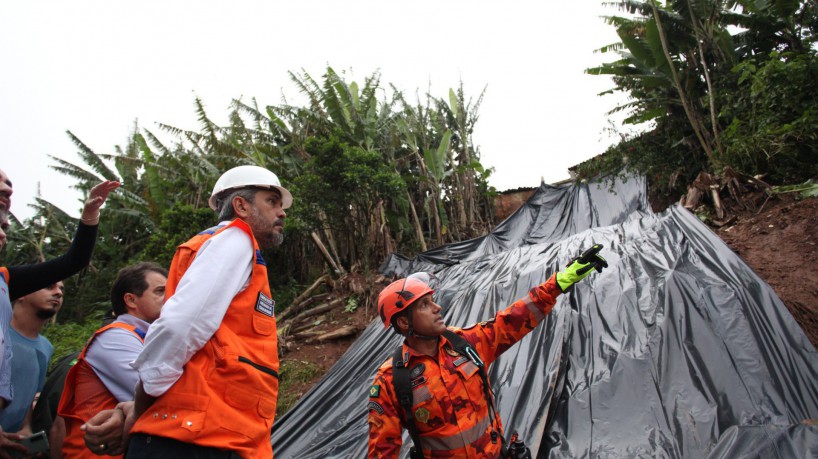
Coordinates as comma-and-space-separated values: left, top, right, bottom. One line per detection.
368, 246, 608, 458
56, 262, 167, 458
110, 166, 292, 459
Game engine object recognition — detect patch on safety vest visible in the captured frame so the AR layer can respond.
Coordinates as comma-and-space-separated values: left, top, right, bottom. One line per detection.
415, 407, 430, 424
255, 292, 275, 317
410, 363, 425, 378
368, 400, 385, 415
453, 356, 469, 367
445, 346, 460, 357
411, 376, 426, 388
369, 384, 381, 398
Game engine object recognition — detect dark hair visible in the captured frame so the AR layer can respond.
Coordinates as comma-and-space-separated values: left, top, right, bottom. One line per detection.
390, 308, 411, 336
110, 262, 169, 316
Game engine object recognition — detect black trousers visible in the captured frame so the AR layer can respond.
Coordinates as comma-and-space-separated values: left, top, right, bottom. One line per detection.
126, 433, 242, 459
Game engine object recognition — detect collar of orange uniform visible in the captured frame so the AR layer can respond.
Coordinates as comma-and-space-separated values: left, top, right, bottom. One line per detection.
401, 331, 463, 362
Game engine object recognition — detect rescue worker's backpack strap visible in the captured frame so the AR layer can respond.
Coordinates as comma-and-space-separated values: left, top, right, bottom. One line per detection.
442, 330, 511, 458
392, 346, 426, 459
441, 330, 494, 409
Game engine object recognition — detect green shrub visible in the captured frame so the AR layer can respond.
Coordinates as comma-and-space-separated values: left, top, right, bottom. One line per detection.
720, 52, 818, 183
42, 310, 106, 371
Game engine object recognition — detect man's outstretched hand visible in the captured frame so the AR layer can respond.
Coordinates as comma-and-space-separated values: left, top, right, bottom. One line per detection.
556, 244, 608, 292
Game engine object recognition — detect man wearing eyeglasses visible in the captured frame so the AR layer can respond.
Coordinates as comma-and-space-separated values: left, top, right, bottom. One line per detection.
368, 246, 608, 459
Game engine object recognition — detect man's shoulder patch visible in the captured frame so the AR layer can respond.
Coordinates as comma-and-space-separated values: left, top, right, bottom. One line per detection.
368, 400, 385, 415
369, 384, 381, 398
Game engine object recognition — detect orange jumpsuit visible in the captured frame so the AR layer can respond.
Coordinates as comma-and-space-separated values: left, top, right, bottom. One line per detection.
130, 219, 280, 459
57, 322, 142, 459
368, 274, 561, 458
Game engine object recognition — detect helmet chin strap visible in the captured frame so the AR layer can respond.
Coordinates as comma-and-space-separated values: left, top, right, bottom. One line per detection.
406, 314, 438, 341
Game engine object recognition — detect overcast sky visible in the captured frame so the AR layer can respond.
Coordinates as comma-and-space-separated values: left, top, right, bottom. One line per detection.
1, 1, 630, 221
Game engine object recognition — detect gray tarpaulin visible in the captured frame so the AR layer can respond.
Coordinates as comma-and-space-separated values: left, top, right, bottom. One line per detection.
271, 176, 818, 458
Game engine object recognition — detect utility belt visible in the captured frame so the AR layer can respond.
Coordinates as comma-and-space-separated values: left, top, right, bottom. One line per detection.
394, 330, 532, 459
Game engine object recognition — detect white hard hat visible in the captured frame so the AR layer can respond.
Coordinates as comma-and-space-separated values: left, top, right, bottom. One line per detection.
208, 165, 293, 210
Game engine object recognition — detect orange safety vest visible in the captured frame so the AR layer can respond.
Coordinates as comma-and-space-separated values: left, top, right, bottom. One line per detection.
130, 219, 280, 459
368, 274, 562, 458
57, 322, 144, 459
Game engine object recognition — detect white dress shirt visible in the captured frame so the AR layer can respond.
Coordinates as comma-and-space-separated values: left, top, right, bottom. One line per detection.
84, 314, 150, 402
132, 223, 254, 397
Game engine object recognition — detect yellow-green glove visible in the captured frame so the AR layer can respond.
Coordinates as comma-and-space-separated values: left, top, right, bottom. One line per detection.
556, 244, 608, 292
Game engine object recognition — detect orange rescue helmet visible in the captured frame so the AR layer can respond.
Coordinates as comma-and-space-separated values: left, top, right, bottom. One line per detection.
378, 275, 434, 329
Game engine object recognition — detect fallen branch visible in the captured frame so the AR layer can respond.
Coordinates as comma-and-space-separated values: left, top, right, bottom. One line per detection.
289, 329, 326, 341
279, 273, 331, 322
305, 325, 359, 344
286, 298, 345, 328
311, 231, 345, 275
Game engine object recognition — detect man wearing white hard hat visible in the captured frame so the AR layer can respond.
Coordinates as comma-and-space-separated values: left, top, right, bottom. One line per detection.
118, 165, 290, 459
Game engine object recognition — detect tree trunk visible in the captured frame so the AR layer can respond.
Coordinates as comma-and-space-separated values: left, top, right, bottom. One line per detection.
406, 191, 427, 252
377, 199, 395, 256
650, 0, 716, 166
319, 211, 343, 276
311, 231, 345, 274
686, 0, 723, 157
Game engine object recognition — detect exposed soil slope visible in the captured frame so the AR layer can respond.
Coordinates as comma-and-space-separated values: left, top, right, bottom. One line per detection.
715, 194, 818, 348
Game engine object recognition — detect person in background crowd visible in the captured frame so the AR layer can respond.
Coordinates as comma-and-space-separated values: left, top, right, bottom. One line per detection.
0, 167, 119, 458
31, 351, 79, 449
30, 310, 115, 451
0, 282, 65, 435
55, 262, 167, 459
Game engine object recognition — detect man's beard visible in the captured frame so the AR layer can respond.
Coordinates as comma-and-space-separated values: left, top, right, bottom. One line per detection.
36, 308, 58, 320
249, 210, 284, 248
270, 231, 284, 247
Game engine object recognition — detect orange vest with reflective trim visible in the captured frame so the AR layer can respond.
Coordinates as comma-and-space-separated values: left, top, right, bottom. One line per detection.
130, 219, 280, 459
57, 322, 143, 459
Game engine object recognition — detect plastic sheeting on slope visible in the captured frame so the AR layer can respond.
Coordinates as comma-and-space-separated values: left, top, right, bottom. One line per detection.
379, 175, 650, 278
271, 176, 818, 458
